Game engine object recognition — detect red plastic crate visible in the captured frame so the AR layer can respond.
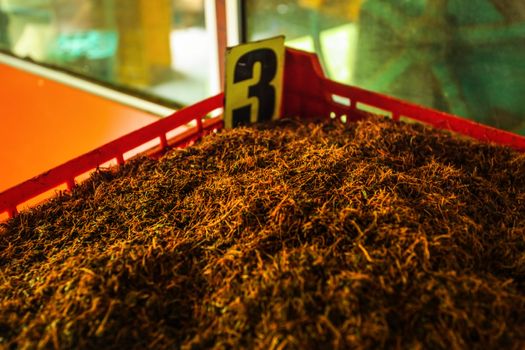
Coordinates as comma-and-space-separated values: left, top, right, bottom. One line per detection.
1, 48, 524, 219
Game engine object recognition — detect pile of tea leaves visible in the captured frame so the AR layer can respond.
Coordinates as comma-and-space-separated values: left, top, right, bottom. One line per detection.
1, 116, 525, 349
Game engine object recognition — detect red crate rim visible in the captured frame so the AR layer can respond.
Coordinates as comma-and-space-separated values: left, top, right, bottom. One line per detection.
1, 48, 524, 220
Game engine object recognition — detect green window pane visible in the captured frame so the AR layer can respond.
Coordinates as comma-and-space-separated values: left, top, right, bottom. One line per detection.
0, 0, 211, 107
245, 0, 525, 135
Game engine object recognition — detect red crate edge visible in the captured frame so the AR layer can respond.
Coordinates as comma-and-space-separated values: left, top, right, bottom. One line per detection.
282, 48, 525, 152
0, 93, 224, 218
2, 48, 525, 220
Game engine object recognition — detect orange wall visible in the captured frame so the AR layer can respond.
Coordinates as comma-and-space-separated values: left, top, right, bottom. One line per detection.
0, 63, 160, 192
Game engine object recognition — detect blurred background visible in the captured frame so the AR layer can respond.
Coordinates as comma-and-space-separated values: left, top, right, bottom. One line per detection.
246, 0, 525, 134
0, 0, 524, 128
1, 0, 524, 204
0, 0, 210, 106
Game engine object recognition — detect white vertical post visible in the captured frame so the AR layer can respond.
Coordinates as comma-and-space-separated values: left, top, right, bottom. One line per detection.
205, 0, 221, 95
225, 0, 242, 46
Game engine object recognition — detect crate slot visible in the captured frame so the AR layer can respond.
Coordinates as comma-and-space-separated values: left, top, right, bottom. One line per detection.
166, 123, 195, 144
123, 138, 162, 161
99, 159, 119, 170
206, 107, 224, 119
356, 102, 393, 118
74, 170, 96, 186
17, 183, 69, 213
331, 94, 351, 107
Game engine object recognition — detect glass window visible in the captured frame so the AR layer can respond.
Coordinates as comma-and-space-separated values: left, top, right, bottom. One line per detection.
0, 0, 214, 107
245, 0, 525, 135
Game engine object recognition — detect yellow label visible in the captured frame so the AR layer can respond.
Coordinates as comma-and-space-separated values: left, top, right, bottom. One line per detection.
224, 36, 285, 129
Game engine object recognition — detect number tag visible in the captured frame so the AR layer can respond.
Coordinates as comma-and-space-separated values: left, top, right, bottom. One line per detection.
224, 36, 285, 128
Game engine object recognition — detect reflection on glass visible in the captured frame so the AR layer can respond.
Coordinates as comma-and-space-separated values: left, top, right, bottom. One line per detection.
246, 0, 525, 135
0, 0, 211, 106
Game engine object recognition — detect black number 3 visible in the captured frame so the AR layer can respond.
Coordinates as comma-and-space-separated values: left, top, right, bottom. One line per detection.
232, 48, 277, 127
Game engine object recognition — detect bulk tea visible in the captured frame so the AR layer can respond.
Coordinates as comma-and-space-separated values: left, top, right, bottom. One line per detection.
1, 116, 524, 349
